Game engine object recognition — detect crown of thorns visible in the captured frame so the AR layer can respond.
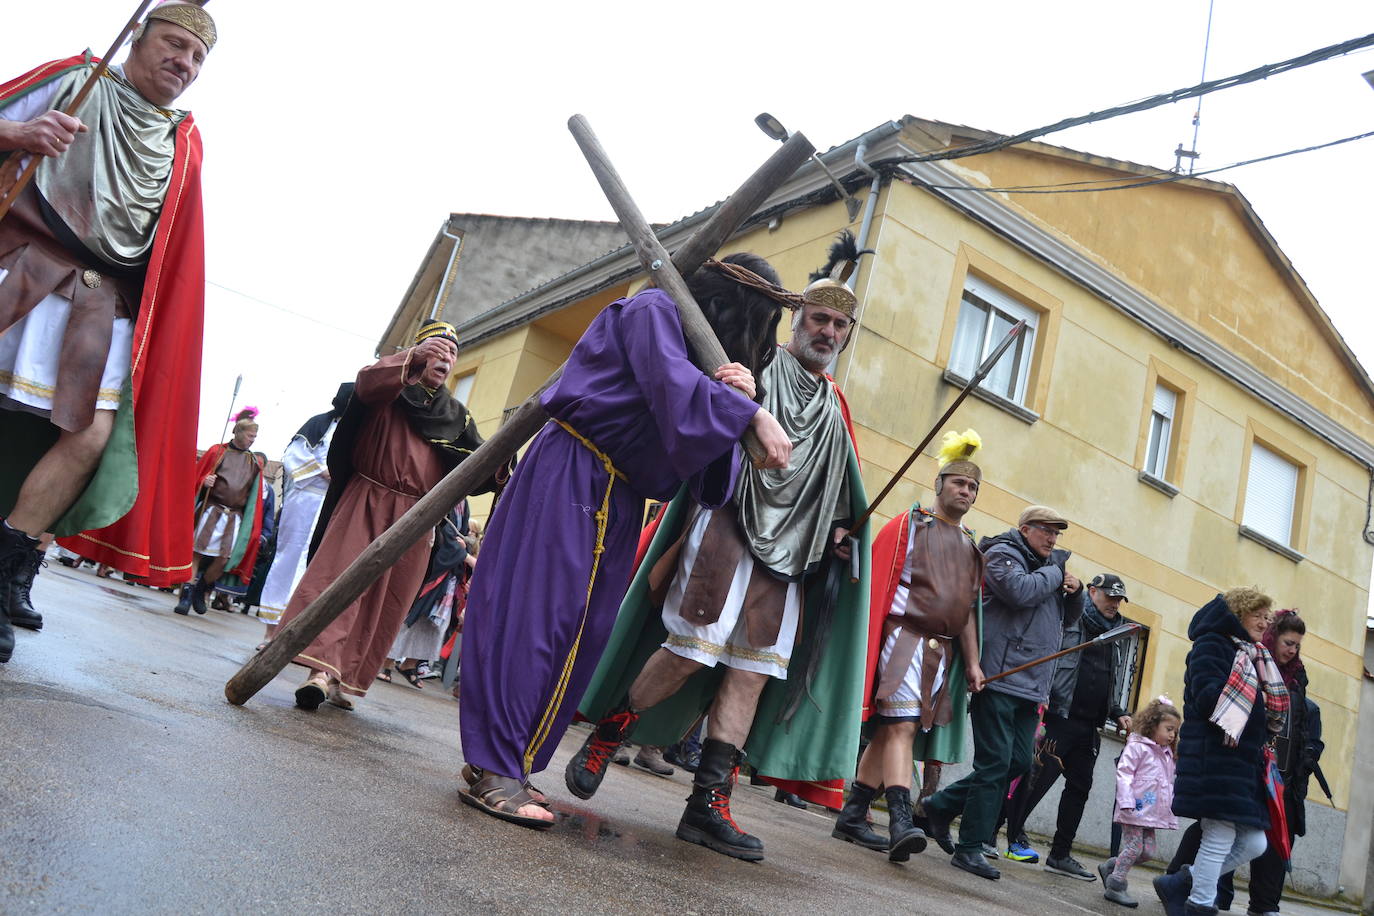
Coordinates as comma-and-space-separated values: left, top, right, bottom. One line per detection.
703, 258, 806, 310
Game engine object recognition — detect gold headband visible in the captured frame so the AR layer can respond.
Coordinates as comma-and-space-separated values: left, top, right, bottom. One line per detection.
146, 2, 217, 50
415, 320, 460, 347
702, 258, 805, 311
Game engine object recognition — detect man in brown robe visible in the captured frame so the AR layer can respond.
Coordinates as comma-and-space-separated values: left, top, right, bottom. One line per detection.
279, 320, 501, 711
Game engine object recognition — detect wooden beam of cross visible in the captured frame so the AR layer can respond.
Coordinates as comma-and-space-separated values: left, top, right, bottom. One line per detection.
223, 123, 814, 705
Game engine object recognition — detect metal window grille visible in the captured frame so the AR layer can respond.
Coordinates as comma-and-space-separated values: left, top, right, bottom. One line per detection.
1107, 621, 1150, 727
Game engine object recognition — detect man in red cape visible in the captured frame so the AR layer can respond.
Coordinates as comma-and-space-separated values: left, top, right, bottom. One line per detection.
0, 2, 214, 663
175, 410, 266, 616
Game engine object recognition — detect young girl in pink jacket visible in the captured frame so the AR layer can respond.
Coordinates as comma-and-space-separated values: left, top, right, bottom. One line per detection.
1099, 696, 1181, 908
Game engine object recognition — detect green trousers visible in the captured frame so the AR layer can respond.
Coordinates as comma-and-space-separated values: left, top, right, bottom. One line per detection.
924, 688, 1040, 853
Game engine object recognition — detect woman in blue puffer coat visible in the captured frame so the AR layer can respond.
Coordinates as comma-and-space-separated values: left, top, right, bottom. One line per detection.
1152, 587, 1288, 916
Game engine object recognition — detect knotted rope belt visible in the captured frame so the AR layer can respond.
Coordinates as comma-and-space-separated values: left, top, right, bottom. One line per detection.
522, 419, 627, 776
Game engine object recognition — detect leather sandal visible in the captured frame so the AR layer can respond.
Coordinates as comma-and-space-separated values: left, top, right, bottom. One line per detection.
459, 772, 554, 830
461, 763, 548, 809
397, 666, 423, 689
326, 681, 356, 711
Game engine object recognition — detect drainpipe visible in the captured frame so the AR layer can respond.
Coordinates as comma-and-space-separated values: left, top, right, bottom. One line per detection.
839, 136, 885, 388
429, 228, 464, 321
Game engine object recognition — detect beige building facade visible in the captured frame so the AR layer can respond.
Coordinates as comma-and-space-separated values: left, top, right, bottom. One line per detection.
395, 117, 1374, 904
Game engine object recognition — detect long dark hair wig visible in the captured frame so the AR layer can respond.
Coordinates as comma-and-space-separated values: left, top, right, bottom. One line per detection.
684, 252, 785, 402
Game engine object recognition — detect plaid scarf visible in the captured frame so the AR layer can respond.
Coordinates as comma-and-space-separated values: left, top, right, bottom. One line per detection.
1209, 637, 1289, 747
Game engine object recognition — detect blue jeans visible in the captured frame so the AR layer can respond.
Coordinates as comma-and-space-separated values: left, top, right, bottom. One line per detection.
1190, 818, 1267, 907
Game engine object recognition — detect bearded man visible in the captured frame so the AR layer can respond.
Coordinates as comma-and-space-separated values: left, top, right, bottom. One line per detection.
0, 3, 216, 662
277, 321, 503, 711
832, 432, 986, 862
570, 241, 871, 863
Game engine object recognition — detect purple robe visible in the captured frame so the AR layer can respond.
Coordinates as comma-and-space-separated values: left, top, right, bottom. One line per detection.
460, 289, 758, 779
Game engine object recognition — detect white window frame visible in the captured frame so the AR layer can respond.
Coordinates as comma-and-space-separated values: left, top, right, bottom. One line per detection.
1242, 442, 1300, 547
452, 372, 475, 405
1144, 383, 1177, 480
951, 275, 1039, 406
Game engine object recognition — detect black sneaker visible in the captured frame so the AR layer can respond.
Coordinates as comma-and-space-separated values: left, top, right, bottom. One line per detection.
1045, 854, 1097, 881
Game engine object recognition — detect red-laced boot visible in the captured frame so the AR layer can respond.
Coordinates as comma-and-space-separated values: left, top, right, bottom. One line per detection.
564, 706, 639, 799
675, 738, 764, 862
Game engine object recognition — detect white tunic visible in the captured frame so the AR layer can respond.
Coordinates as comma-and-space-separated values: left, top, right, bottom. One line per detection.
255, 422, 336, 623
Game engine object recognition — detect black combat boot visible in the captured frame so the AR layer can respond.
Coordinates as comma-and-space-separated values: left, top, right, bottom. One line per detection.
190, 577, 212, 615
884, 785, 929, 862
831, 780, 887, 851
0, 525, 43, 631
675, 738, 764, 862
565, 706, 640, 799
173, 580, 196, 615
0, 524, 41, 661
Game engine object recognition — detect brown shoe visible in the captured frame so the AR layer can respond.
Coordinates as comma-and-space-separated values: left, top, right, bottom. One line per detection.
633, 745, 675, 777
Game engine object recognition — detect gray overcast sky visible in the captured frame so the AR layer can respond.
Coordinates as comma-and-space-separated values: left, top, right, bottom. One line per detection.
5, 1, 1372, 456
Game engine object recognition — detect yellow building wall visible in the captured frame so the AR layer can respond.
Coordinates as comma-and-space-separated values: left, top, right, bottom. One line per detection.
836, 178, 1372, 812
943, 142, 1374, 446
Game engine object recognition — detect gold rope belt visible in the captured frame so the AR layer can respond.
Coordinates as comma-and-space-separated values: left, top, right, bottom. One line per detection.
355, 470, 425, 500
522, 419, 626, 775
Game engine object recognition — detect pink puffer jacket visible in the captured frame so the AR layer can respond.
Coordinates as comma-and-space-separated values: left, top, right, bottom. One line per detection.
1114, 733, 1178, 829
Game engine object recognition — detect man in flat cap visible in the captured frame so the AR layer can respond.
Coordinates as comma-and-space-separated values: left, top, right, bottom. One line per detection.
276, 321, 507, 712
918, 504, 1082, 879
1001, 573, 1133, 882
0, 2, 217, 663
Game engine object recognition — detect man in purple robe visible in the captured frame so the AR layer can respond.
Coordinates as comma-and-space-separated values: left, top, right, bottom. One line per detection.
458, 254, 795, 829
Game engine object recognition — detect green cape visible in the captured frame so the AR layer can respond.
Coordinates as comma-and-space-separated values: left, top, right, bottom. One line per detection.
576, 446, 870, 782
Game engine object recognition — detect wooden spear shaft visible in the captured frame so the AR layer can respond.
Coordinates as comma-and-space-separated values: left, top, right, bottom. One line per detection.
0, 0, 157, 222
850, 319, 1027, 534
982, 622, 1140, 685
224, 128, 814, 705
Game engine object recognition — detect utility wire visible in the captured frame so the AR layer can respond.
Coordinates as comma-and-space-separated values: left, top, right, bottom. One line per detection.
206, 280, 377, 343
915, 129, 1374, 195
877, 32, 1374, 166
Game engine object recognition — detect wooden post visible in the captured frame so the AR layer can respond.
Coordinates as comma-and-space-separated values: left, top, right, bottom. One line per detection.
224, 124, 814, 705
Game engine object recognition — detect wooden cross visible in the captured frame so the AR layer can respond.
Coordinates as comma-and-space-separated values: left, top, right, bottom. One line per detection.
223, 117, 814, 705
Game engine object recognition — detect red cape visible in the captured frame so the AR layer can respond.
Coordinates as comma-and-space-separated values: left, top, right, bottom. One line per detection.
864, 511, 912, 722
192, 444, 265, 580
3, 57, 208, 586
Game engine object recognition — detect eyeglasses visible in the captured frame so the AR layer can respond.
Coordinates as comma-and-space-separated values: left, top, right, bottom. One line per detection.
1027, 524, 1062, 538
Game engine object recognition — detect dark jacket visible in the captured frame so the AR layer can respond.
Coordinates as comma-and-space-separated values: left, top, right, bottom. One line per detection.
977, 529, 1081, 704
1273, 668, 1323, 837
1172, 594, 1271, 829
1048, 591, 1130, 723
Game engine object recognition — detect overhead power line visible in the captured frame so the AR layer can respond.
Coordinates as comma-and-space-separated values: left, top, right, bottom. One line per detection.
918, 129, 1374, 195
879, 32, 1374, 166
206, 280, 377, 343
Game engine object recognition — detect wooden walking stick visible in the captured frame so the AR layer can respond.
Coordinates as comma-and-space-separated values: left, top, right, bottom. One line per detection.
981, 622, 1140, 685
0, 0, 157, 223
224, 127, 814, 705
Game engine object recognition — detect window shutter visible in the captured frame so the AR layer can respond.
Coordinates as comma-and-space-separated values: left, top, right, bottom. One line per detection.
1243, 443, 1299, 545
1152, 384, 1176, 420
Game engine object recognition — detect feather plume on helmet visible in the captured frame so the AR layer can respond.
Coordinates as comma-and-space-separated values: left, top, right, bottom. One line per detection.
936, 428, 982, 483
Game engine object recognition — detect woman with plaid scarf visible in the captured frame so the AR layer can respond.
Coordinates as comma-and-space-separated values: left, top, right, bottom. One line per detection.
1153, 587, 1288, 916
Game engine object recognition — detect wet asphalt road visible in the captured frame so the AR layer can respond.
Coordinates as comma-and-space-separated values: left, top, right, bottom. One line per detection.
0, 564, 1345, 915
